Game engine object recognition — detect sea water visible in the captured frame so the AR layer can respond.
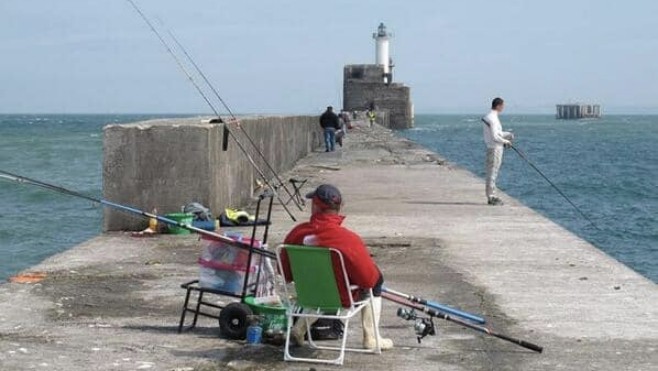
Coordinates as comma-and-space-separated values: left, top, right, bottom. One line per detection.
0, 114, 188, 281
402, 115, 657, 282
1, 114, 656, 283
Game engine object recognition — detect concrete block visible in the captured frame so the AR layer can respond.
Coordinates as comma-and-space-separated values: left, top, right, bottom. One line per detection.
103, 116, 321, 231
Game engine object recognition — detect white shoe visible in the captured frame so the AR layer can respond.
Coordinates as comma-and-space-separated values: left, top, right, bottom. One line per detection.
362, 297, 394, 350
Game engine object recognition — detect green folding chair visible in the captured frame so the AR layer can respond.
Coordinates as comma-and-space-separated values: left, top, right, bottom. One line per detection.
276, 244, 381, 365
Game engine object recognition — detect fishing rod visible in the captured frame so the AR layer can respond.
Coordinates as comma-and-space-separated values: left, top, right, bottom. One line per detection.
510, 144, 599, 230
0, 169, 278, 260
383, 287, 486, 324
382, 292, 543, 353
155, 18, 303, 212
1, 170, 542, 353
126, 0, 297, 221
481, 118, 598, 229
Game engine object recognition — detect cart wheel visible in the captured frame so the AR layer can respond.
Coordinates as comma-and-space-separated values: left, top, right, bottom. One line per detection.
219, 303, 253, 340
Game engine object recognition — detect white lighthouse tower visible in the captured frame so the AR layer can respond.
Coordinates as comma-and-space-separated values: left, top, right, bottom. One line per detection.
373, 22, 393, 83
343, 22, 412, 129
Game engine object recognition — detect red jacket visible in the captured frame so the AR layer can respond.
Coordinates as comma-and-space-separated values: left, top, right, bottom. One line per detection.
280, 213, 380, 307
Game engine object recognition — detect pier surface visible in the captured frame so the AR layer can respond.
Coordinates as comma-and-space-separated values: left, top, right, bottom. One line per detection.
1, 122, 656, 370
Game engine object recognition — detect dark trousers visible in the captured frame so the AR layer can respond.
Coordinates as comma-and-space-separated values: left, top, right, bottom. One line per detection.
372, 273, 384, 297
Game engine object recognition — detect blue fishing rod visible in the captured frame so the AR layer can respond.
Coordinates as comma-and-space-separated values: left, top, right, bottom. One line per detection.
383, 287, 485, 324
383, 291, 543, 353
0, 169, 278, 260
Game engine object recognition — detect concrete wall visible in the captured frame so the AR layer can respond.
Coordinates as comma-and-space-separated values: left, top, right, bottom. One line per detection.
343, 64, 413, 130
103, 116, 322, 231
344, 64, 387, 83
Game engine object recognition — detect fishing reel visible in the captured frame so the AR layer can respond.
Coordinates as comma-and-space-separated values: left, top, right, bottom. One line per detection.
397, 308, 436, 343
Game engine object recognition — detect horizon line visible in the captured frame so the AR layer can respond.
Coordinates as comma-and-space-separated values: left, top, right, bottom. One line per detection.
2, 111, 658, 116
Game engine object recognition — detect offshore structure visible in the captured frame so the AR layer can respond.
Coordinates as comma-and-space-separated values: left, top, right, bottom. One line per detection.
556, 104, 602, 119
343, 23, 414, 129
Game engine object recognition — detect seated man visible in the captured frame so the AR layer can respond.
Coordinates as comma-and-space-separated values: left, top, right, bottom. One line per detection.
280, 184, 393, 350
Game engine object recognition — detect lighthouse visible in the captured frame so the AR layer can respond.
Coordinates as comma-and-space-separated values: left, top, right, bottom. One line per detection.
373, 23, 393, 83
343, 23, 413, 129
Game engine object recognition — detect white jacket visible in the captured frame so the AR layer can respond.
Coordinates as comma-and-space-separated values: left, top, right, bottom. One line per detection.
482, 110, 512, 149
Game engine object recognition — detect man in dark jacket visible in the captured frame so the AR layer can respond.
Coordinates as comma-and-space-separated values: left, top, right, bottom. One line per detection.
319, 106, 340, 152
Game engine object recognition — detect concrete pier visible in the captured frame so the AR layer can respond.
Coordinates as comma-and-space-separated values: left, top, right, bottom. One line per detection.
0, 121, 656, 370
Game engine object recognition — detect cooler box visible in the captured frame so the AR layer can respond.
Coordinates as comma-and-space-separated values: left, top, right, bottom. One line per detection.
198, 233, 263, 294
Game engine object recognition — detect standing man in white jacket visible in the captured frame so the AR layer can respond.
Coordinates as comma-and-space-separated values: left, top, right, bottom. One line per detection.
482, 97, 514, 206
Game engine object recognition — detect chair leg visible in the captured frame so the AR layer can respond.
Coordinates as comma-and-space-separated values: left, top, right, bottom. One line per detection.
284, 315, 348, 365
283, 314, 295, 361
283, 306, 378, 365
336, 318, 350, 365
305, 318, 317, 349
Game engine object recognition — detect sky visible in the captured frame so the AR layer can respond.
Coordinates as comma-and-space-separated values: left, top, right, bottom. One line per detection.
0, 0, 657, 114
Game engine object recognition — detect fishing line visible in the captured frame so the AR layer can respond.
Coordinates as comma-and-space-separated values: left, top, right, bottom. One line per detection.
125, 0, 297, 221
126, 0, 218, 117
155, 17, 303, 211
0, 169, 278, 259
510, 144, 600, 230
481, 118, 599, 230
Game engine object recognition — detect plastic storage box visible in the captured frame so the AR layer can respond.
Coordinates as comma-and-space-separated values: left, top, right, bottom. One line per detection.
198, 233, 263, 294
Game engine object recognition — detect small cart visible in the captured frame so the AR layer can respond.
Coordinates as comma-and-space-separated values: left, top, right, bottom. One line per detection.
178, 190, 286, 339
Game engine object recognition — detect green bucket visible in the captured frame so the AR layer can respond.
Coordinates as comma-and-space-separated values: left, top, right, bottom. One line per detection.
244, 296, 287, 332
165, 212, 194, 235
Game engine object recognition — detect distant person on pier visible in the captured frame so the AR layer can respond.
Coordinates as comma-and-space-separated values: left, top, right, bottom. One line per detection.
367, 109, 376, 127
482, 97, 514, 206
319, 106, 340, 152
336, 113, 346, 148
340, 109, 352, 129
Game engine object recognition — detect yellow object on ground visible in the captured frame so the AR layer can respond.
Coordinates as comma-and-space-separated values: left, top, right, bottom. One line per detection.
224, 208, 255, 224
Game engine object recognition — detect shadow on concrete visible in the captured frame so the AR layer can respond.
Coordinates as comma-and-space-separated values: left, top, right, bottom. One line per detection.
171, 344, 285, 368
169, 348, 227, 362
121, 324, 219, 338
405, 201, 484, 206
